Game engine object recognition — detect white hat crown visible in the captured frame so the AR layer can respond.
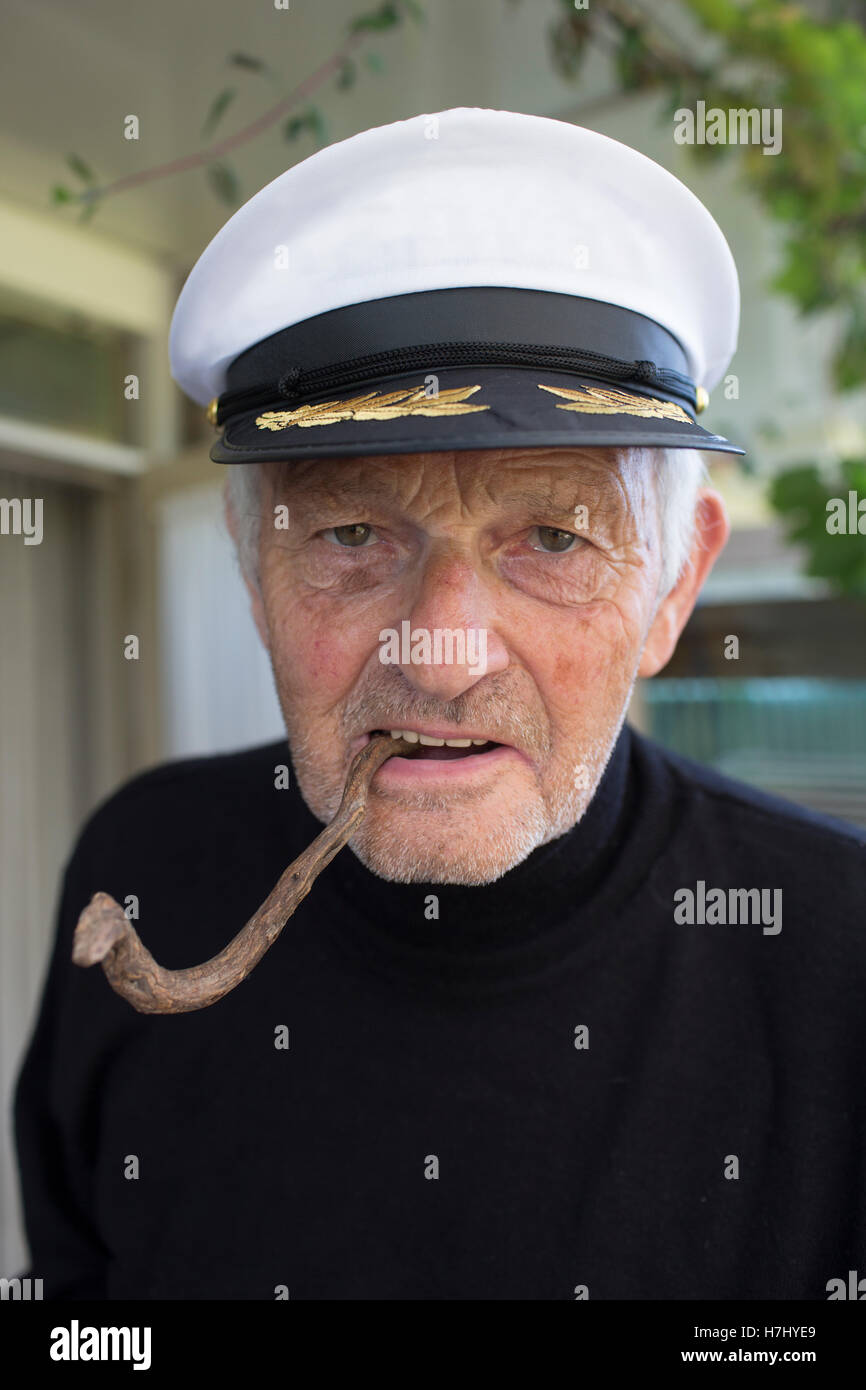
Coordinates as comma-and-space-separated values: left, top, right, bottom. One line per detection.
170, 106, 740, 408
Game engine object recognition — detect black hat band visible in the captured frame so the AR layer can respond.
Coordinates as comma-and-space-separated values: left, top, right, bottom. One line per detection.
210, 287, 701, 427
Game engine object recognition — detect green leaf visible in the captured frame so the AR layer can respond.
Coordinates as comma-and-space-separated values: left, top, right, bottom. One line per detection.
548, 14, 592, 82
769, 464, 823, 516
349, 3, 399, 34
66, 153, 95, 184
228, 52, 267, 71
283, 115, 308, 141
834, 338, 866, 392
770, 236, 836, 314
283, 106, 326, 145
308, 105, 327, 146
614, 24, 654, 91
202, 88, 237, 140
207, 162, 241, 207
768, 460, 866, 598
51, 184, 73, 205
336, 58, 356, 90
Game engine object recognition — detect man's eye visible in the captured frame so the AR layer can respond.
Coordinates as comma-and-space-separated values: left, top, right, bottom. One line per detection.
325, 523, 375, 547
529, 525, 584, 554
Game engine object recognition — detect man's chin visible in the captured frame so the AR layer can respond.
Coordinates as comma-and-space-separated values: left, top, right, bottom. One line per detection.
344, 797, 559, 886
290, 743, 605, 885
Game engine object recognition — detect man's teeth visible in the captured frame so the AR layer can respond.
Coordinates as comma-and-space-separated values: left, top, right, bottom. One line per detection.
388, 730, 489, 747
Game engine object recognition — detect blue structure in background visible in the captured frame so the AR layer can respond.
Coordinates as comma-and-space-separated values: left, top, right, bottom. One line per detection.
644, 679, 866, 830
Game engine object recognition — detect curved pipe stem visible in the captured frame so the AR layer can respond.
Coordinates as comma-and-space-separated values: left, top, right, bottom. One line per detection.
71, 733, 418, 1014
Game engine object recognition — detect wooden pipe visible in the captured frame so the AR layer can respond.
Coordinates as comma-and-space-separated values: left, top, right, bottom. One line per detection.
71, 733, 420, 1014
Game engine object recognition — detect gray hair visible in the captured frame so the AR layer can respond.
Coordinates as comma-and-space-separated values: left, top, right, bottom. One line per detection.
224, 446, 708, 598
225, 462, 267, 588
650, 446, 709, 594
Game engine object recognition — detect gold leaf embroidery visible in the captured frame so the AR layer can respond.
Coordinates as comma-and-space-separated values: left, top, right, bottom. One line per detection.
256, 384, 490, 431
538, 382, 692, 423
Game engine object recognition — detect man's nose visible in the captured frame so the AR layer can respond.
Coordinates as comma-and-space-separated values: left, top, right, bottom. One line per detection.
390, 549, 508, 701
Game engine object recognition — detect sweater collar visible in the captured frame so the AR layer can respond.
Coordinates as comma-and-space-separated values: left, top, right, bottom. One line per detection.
296, 724, 639, 989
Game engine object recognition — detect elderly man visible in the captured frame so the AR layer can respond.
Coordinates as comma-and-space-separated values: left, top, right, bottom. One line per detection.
14, 109, 865, 1301
222, 440, 722, 885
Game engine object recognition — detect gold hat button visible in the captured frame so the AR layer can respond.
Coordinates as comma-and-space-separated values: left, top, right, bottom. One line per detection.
206, 398, 219, 427
695, 386, 709, 414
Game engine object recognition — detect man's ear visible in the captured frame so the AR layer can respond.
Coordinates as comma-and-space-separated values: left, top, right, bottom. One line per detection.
638, 488, 730, 678
223, 480, 270, 652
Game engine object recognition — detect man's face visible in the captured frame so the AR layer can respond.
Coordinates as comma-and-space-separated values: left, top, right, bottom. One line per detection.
238, 446, 686, 884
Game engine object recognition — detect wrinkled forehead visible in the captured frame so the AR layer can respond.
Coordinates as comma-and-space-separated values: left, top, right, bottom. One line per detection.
263, 446, 660, 521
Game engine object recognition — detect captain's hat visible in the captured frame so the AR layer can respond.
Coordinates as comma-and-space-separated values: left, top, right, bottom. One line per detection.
170, 107, 744, 462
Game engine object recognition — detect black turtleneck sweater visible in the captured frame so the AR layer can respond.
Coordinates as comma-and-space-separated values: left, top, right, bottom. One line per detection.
13, 726, 866, 1300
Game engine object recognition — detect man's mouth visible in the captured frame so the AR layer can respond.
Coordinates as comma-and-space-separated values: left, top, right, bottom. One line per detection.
344, 727, 532, 787
369, 728, 504, 762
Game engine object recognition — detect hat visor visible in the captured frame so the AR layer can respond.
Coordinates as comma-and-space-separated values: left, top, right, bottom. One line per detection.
210, 365, 744, 463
